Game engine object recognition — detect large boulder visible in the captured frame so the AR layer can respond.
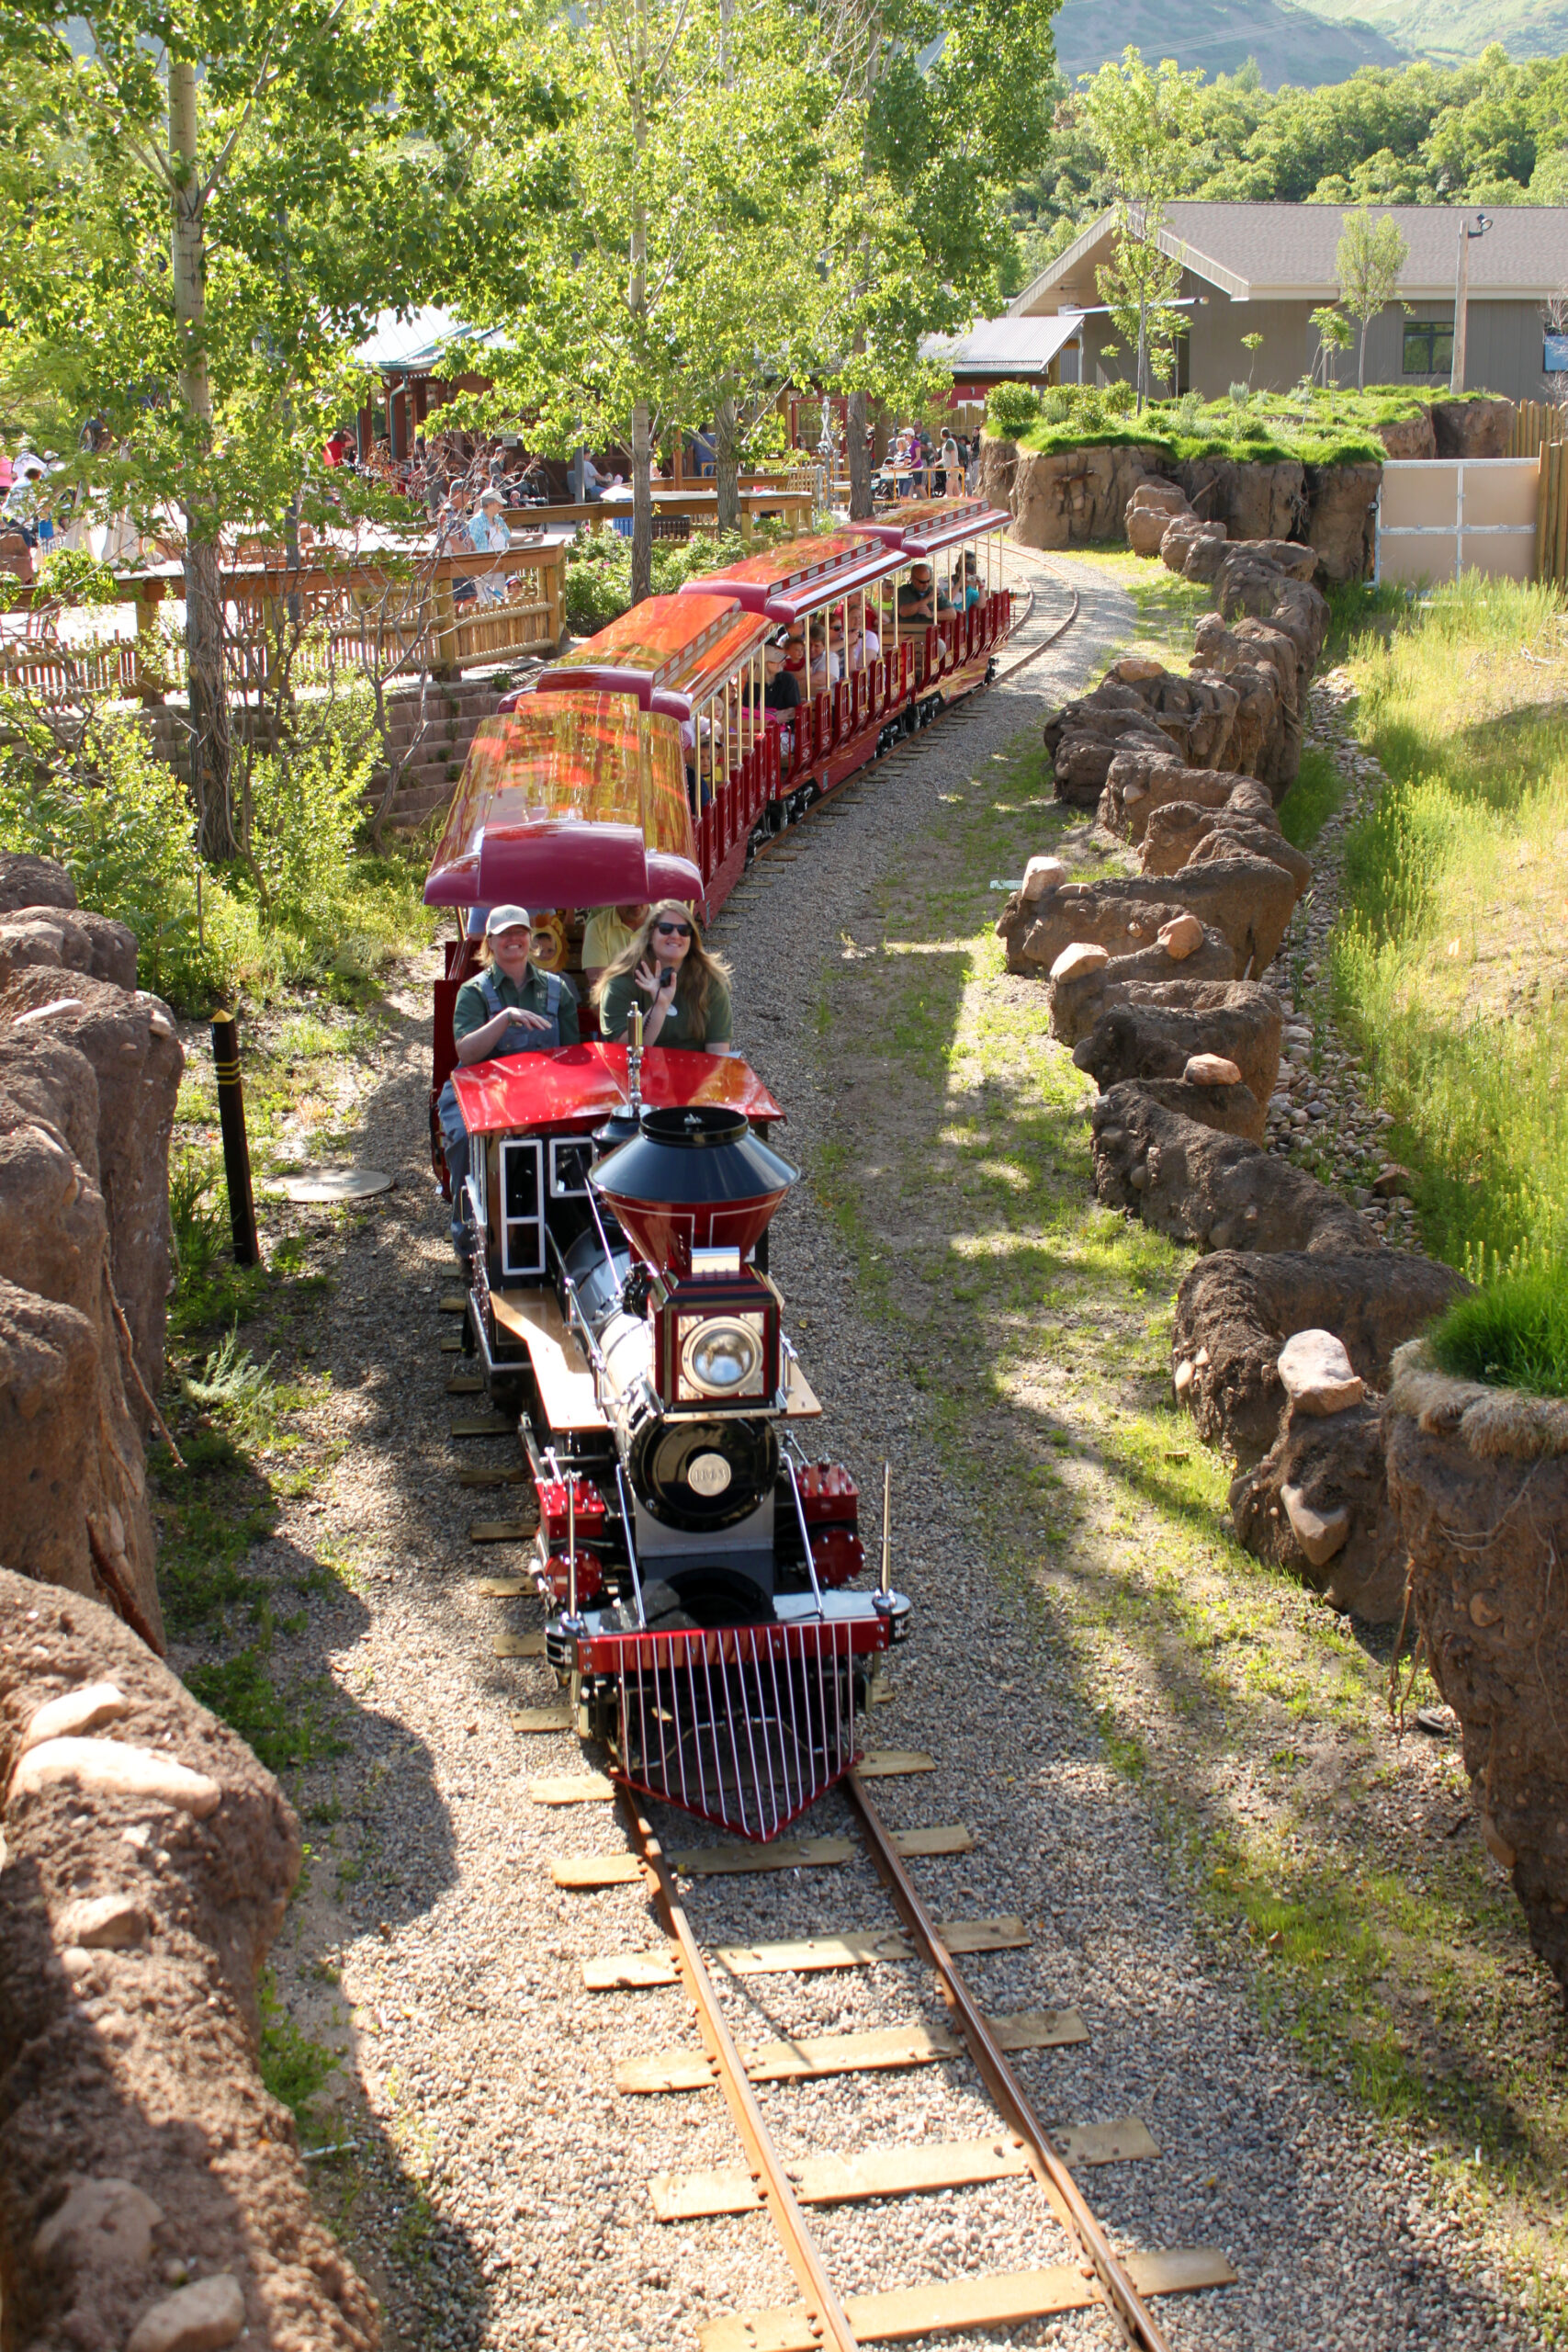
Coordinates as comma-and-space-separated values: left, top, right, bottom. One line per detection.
1429, 397, 1514, 459
1111, 1070, 1266, 1144
1172, 1248, 1470, 1466
1125, 478, 1190, 556
1184, 818, 1314, 895
1042, 684, 1179, 808
1140, 794, 1284, 873
1385, 1340, 1568, 1990
1302, 461, 1382, 582
1069, 986, 1282, 1109
1230, 1396, 1407, 1621
1161, 515, 1229, 580
1216, 555, 1330, 677
0, 1569, 380, 2352
0, 905, 138, 993
1009, 857, 1299, 980
0, 853, 77, 914
1045, 927, 1239, 1043
1010, 444, 1168, 549
1089, 1086, 1371, 1256
1100, 758, 1241, 843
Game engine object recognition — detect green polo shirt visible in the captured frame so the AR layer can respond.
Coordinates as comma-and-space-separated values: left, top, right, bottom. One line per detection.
601, 968, 732, 1051
453, 964, 580, 1051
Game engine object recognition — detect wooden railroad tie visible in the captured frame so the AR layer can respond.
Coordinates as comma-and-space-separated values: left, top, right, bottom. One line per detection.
440, 1333, 462, 1353
439, 1292, 467, 1313
476, 1577, 530, 1600
698, 2249, 1237, 2352
468, 1520, 532, 1543
615, 2008, 1089, 2095
447, 1374, 484, 1395
585, 1915, 1029, 1990
450, 1416, 515, 1440
457, 1464, 526, 1487
511, 1705, 572, 1734
493, 1630, 545, 1657
552, 1823, 973, 1887
650, 2120, 1161, 2219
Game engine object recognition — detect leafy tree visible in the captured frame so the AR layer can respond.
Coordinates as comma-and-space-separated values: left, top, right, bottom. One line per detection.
1336, 207, 1409, 390
1078, 48, 1202, 411
0, 0, 471, 854
1309, 303, 1354, 389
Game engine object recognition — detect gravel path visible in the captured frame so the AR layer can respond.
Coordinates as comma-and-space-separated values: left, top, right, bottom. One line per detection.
241, 550, 1538, 2352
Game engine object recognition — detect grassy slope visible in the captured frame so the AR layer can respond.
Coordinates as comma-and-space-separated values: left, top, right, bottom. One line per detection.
1332, 577, 1568, 1279
812, 728, 1568, 2329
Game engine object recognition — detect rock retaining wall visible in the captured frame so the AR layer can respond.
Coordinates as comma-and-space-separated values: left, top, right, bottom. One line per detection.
997, 537, 1470, 1623
0, 854, 183, 1650
0, 1566, 379, 2351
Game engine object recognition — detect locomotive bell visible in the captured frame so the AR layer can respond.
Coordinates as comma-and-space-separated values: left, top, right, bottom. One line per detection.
589, 1104, 797, 1277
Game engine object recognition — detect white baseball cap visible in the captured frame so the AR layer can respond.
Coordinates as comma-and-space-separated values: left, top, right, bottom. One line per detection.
485, 903, 532, 935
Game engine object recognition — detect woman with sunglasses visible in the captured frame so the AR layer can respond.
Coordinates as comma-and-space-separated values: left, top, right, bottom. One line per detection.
595, 900, 734, 1054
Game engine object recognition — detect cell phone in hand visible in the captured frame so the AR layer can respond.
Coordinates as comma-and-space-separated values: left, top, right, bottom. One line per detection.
661, 967, 677, 991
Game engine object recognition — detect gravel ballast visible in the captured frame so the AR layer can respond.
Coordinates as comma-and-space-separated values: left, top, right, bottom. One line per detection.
208, 552, 1541, 2352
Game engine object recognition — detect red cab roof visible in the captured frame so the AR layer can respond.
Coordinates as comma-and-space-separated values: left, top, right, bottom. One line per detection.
423, 692, 702, 911
533, 594, 772, 718
851, 498, 1010, 556
684, 532, 905, 627
451, 1040, 784, 1136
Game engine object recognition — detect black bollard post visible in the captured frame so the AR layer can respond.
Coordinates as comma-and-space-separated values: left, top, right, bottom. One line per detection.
210, 1012, 259, 1267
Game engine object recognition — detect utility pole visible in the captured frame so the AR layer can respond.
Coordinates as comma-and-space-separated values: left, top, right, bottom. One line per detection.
1450, 210, 1492, 396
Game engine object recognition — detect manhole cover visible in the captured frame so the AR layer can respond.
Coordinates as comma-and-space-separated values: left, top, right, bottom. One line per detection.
275, 1168, 395, 1203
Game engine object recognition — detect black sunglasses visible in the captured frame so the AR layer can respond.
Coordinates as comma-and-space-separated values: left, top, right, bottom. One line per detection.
655, 921, 693, 938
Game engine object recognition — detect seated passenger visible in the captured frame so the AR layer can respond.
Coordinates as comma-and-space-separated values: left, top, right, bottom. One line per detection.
762, 639, 801, 711
897, 563, 936, 627
962, 548, 982, 609
807, 619, 837, 695
597, 902, 734, 1055
582, 901, 649, 989
438, 905, 580, 1259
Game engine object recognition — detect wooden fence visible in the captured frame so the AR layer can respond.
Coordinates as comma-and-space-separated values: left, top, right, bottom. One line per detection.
1508, 401, 1568, 458
0, 542, 568, 703
1539, 440, 1568, 587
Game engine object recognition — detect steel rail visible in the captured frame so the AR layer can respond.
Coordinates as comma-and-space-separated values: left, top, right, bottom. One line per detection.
844, 1767, 1175, 2352
617, 1788, 861, 2352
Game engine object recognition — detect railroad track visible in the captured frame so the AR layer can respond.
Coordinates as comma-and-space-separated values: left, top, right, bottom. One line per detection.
522, 1758, 1235, 2352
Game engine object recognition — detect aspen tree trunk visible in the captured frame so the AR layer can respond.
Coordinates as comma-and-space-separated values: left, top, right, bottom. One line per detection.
628, 5, 653, 605
169, 57, 234, 858
847, 383, 872, 520
715, 395, 739, 532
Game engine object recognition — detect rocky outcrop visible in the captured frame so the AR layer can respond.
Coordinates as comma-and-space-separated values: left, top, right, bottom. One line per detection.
0, 854, 182, 1651
1377, 412, 1438, 461
1008, 444, 1169, 549
0, 1568, 380, 2352
1429, 397, 1515, 459
1385, 1341, 1568, 1989
1171, 1249, 1469, 1466
1174, 456, 1308, 546
1089, 1088, 1371, 1257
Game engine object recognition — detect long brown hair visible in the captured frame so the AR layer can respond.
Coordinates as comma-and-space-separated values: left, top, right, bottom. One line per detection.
594, 899, 729, 1046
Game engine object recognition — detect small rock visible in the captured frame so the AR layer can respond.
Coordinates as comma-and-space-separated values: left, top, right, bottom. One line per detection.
33, 2177, 163, 2270
1372, 1163, 1414, 1198
1174, 1358, 1195, 1397
58, 1893, 150, 1950
1021, 855, 1069, 903
9, 1739, 221, 1819
1049, 942, 1110, 982
1277, 1329, 1366, 1417
21, 1682, 130, 1755
1183, 1053, 1242, 1088
1281, 1482, 1351, 1567
125, 2274, 245, 2352
1157, 912, 1204, 961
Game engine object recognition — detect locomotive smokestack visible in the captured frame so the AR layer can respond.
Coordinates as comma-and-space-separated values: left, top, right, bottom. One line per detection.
590, 1104, 797, 1281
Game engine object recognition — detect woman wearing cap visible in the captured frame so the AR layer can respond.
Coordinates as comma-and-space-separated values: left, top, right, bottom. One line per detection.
439, 906, 580, 1256
595, 902, 733, 1055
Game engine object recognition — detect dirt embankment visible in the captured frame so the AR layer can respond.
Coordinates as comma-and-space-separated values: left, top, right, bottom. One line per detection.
1, 1567, 379, 2352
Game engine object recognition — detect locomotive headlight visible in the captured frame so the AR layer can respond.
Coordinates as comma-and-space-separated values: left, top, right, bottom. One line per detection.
679, 1312, 765, 1401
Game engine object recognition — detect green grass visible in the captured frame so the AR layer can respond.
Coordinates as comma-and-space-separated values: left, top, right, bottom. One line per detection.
1329, 574, 1568, 1278
803, 728, 1568, 2320
1278, 743, 1347, 849
1431, 1268, 1568, 1400
258, 1971, 341, 2132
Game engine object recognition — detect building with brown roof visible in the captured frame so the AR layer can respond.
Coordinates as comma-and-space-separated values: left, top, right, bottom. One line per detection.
1008, 202, 1568, 401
